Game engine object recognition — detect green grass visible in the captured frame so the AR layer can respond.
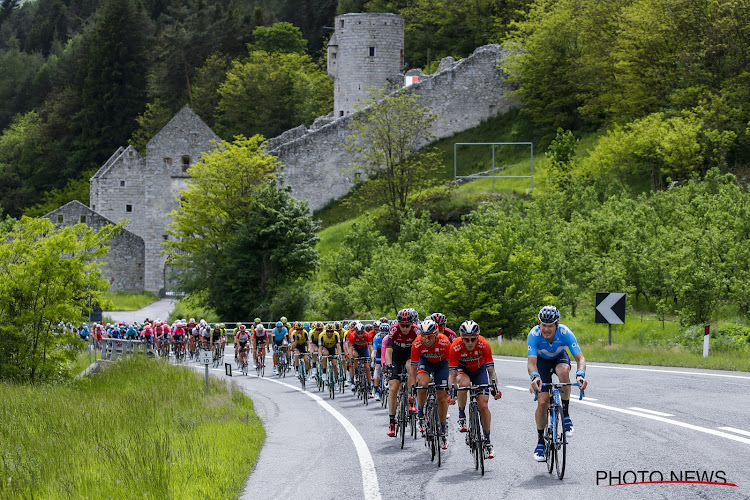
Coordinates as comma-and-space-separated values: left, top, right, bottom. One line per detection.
101, 291, 159, 311
0, 356, 264, 499
169, 294, 221, 323
491, 307, 750, 372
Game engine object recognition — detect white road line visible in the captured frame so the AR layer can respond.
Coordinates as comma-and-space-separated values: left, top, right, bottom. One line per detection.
719, 427, 750, 438
505, 385, 528, 391
493, 357, 750, 380
627, 407, 674, 417
242, 370, 381, 500
571, 399, 750, 446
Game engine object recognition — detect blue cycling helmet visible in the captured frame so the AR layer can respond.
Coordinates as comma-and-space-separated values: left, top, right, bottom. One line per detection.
379, 322, 390, 333
538, 305, 560, 325
276, 321, 283, 328
304, 322, 311, 330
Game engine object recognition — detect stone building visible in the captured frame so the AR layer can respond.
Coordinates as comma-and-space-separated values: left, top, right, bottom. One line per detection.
46, 106, 219, 294
44, 13, 516, 293
44, 201, 145, 291
327, 13, 405, 117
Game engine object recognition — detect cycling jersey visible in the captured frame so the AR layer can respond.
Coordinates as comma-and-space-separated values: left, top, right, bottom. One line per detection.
448, 335, 494, 373
386, 323, 420, 348
291, 329, 309, 346
410, 334, 451, 365
372, 333, 385, 362
309, 328, 323, 345
271, 327, 288, 343
439, 326, 457, 342
346, 330, 370, 349
319, 331, 341, 350
255, 328, 269, 341
236, 331, 250, 343
526, 324, 581, 360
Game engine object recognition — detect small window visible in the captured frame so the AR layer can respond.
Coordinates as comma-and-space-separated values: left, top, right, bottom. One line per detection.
126, 205, 133, 213
120, 180, 125, 187
340, 19, 344, 28
92, 204, 96, 211
355, 172, 361, 182
339, 110, 344, 117
128, 150, 134, 157
369, 47, 376, 57
164, 157, 172, 166
181, 156, 191, 172
57, 214, 63, 223
332, 52, 337, 59
163, 235, 168, 241
80, 215, 86, 223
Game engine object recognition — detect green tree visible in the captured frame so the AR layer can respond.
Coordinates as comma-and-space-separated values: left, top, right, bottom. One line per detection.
210, 182, 319, 318
216, 49, 333, 139
0, 217, 117, 382
345, 86, 442, 223
251, 21, 307, 54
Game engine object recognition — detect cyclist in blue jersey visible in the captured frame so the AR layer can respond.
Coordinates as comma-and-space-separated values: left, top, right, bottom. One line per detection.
527, 305, 588, 462
271, 321, 290, 374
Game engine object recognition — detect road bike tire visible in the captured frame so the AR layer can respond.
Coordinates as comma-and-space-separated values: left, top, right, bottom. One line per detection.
399, 393, 407, 449
328, 365, 335, 400
299, 359, 306, 390
546, 415, 555, 474
555, 407, 566, 480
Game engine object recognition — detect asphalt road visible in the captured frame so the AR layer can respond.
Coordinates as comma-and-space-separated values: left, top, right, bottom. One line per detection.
187, 348, 749, 500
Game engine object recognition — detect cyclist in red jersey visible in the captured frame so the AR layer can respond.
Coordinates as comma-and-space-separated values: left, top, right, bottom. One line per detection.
411, 318, 452, 449
429, 312, 457, 342
448, 320, 501, 459
385, 308, 421, 437
346, 321, 374, 396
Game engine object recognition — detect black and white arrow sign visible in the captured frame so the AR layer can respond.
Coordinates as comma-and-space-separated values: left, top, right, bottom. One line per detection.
595, 292, 626, 324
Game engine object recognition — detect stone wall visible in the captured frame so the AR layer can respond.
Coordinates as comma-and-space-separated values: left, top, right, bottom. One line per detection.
269, 44, 516, 212
44, 201, 145, 291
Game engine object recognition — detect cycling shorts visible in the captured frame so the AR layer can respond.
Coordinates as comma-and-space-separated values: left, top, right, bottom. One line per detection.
353, 345, 370, 359
173, 335, 183, 342
535, 350, 571, 385
457, 365, 490, 396
238, 341, 248, 351
417, 358, 449, 389
295, 344, 308, 354
388, 345, 411, 382
256, 337, 267, 346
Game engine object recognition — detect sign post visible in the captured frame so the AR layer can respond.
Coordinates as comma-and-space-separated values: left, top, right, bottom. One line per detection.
595, 292, 626, 345
703, 324, 710, 358
497, 328, 502, 347
201, 350, 212, 395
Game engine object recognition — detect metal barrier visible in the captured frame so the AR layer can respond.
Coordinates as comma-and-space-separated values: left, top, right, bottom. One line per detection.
93, 338, 155, 360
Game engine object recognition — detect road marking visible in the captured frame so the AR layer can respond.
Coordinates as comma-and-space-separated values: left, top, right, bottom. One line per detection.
719, 427, 750, 438
237, 370, 381, 500
505, 385, 528, 391
571, 399, 750, 446
494, 357, 750, 380
627, 407, 674, 417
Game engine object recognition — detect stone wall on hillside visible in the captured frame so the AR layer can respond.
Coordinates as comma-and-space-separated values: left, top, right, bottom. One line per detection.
268, 44, 516, 212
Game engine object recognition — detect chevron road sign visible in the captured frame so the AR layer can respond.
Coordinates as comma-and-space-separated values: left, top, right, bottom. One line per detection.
595, 292, 626, 324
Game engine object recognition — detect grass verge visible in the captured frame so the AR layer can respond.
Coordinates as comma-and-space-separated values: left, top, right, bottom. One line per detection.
0, 356, 263, 499
102, 290, 159, 311
492, 339, 750, 372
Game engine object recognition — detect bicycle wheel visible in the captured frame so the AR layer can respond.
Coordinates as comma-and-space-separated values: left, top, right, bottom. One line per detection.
260, 353, 265, 377
431, 399, 441, 466
545, 414, 555, 474
328, 363, 335, 400
555, 407, 566, 479
398, 392, 407, 449
427, 401, 436, 462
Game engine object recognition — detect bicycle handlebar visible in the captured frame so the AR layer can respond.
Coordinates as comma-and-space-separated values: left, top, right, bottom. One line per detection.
533, 382, 584, 401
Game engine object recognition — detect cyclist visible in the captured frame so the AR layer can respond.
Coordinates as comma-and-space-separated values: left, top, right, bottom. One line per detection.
172, 321, 186, 357
142, 322, 154, 349
384, 308, 421, 437
270, 321, 289, 374
125, 322, 139, 341
372, 322, 389, 401
430, 312, 457, 342
308, 321, 325, 379
235, 324, 251, 369
279, 316, 291, 332
211, 324, 222, 354
79, 324, 91, 342
346, 321, 373, 396
318, 322, 343, 378
528, 305, 587, 462
412, 318, 452, 448
290, 321, 311, 377
253, 322, 269, 368
448, 320, 501, 459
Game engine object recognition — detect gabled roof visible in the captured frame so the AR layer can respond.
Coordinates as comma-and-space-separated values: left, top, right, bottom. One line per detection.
146, 105, 217, 148
90, 145, 141, 181
44, 200, 141, 239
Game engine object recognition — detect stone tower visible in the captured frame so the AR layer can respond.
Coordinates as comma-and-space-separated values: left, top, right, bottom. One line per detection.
327, 12, 404, 117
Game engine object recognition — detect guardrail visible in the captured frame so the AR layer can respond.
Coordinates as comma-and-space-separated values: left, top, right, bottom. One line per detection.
87, 337, 157, 362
